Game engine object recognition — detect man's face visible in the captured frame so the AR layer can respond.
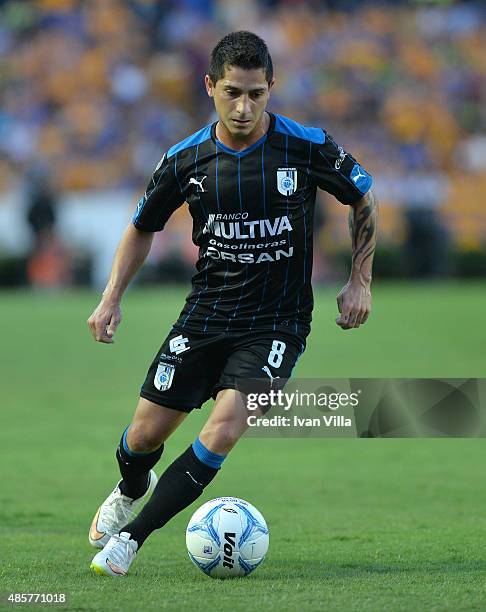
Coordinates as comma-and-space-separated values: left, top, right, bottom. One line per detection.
205, 65, 274, 139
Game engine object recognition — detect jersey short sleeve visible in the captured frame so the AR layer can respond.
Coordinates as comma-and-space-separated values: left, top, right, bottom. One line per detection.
132, 153, 185, 231
310, 132, 373, 205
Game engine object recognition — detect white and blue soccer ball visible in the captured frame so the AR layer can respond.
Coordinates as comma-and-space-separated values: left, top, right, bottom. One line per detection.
186, 497, 269, 578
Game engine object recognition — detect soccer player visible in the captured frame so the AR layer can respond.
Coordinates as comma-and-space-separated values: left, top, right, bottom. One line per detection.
87, 31, 378, 577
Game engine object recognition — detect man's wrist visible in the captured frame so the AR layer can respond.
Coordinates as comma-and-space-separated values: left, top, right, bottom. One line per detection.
349, 269, 372, 286
102, 285, 123, 304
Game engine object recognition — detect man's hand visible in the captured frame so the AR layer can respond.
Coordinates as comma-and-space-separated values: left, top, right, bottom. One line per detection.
335, 279, 371, 330
337, 188, 377, 330
87, 298, 122, 343
86, 224, 154, 344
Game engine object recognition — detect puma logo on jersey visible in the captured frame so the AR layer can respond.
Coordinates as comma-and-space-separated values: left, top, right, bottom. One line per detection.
350, 163, 371, 192
189, 176, 207, 192
352, 167, 366, 183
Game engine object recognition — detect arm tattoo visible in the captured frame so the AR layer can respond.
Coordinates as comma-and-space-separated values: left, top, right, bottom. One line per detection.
348, 189, 378, 282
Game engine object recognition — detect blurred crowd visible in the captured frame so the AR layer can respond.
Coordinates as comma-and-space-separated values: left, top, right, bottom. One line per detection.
1, 0, 485, 284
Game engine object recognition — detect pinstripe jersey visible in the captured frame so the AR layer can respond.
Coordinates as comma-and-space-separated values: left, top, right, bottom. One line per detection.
133, 112, 373, 337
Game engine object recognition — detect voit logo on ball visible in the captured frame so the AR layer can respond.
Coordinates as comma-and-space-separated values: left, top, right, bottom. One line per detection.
186, 497, 269, 579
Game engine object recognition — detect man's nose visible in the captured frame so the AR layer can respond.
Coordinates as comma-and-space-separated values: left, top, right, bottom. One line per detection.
236, 95, 251, 115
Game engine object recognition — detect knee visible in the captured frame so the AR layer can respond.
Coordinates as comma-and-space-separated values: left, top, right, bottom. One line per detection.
126, 424, 162, 453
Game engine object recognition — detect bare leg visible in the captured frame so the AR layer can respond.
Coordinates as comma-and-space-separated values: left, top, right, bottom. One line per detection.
199, 389, 250, 454
120, 389, 250, 546
116, 398, 188, 498
126, 397, 188, 452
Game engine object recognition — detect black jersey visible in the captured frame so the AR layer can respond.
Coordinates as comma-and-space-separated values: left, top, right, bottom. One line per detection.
133, 112, 372, 337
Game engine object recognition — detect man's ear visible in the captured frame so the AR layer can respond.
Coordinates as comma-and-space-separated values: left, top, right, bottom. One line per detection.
267, 78, 275, 95
205, 75, 214, 97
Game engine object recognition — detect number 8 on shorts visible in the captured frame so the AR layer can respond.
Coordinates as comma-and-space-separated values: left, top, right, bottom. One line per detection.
267, 340, 286, 368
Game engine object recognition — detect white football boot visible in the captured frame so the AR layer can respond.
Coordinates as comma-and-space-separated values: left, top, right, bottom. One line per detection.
90, 532, 138, 577
88, 470, 157, 549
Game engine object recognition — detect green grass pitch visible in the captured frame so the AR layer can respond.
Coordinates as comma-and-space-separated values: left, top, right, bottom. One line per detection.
1, 282, 485, 611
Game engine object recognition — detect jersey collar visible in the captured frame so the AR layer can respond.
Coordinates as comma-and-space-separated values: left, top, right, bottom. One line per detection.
211, 112, 276, 158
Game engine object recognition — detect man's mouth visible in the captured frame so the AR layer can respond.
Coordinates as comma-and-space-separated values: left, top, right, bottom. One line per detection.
232, 119, 252, 125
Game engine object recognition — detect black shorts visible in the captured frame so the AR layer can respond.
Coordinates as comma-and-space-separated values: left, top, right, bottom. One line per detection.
140, 327, 306, 413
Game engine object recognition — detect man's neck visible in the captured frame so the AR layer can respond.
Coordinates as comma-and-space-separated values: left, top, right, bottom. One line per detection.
216, 112, 270, 152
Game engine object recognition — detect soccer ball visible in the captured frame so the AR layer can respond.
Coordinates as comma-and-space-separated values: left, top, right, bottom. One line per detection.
186, 497, 269, 578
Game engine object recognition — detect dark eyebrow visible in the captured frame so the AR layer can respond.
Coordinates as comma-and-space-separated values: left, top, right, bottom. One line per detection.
224, 85, 267, 93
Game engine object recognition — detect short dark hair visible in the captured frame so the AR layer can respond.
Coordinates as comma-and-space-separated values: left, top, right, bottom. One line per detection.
209, 31, 273, 85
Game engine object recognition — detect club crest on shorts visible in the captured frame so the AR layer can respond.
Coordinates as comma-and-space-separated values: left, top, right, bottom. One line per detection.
154, 362, 175, 391
277, 167, 297, 196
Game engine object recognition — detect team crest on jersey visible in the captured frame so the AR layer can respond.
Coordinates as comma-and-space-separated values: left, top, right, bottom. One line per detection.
154, 362, 175, 391
277, 168, 297, 196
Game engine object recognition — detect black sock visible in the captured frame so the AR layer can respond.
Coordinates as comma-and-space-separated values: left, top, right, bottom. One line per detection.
122, 446, 219, 547
116, 429, 164, 499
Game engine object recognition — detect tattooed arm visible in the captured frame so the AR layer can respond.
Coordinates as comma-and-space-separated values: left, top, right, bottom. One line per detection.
335, 188, 378, 330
